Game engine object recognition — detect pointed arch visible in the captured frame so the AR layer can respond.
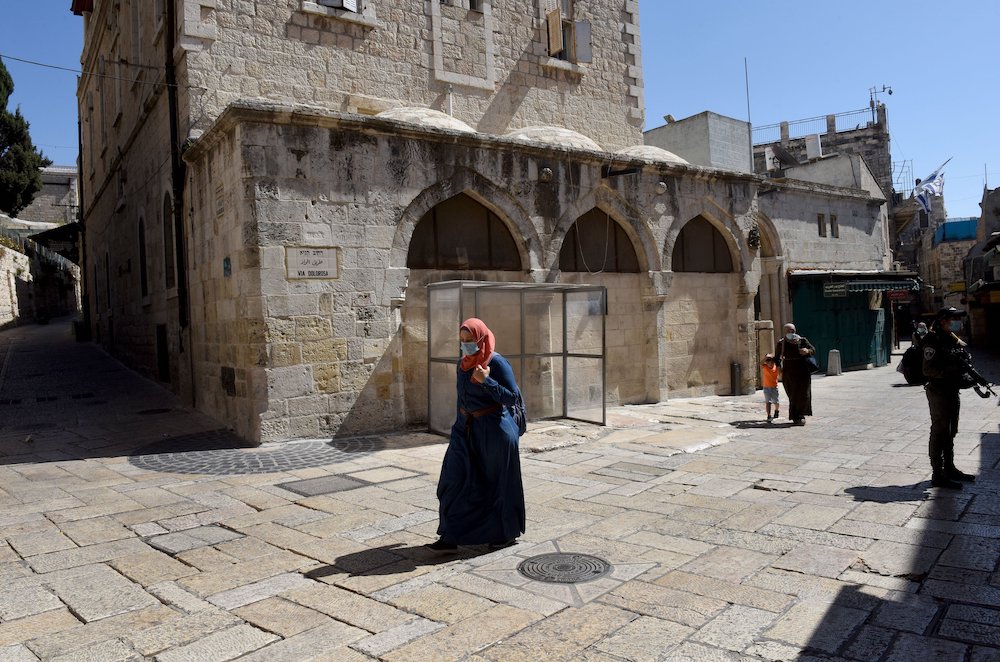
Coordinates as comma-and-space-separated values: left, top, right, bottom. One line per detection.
392, 168, 540, 271
549, 185, 658, 275
665, 209, 743, 274
670, 215, 735, 273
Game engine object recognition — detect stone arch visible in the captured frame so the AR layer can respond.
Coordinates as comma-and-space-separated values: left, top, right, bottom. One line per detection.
547, 185, 659, 277
751, 209, 782, 259
664, 208, 744, 274
391, 168, 540, 273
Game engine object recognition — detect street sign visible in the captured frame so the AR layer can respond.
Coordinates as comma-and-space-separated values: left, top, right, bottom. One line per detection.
822, 283, 847, 298
886, 289, 912, 300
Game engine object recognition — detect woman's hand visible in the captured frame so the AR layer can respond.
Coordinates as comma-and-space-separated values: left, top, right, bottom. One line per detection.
799, 347, 811, 356
472, 364, 490, 384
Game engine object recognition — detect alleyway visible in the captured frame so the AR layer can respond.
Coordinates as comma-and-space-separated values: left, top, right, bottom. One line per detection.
1, 318, 999, 660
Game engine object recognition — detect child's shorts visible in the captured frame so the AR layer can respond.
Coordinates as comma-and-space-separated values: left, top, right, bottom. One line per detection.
763, 387, 780, 404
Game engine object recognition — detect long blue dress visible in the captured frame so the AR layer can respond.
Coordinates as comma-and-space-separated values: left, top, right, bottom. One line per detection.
436, 352, 526, 545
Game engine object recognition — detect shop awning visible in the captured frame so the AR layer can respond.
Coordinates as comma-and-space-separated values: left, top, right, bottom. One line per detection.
844, 279, 920, 292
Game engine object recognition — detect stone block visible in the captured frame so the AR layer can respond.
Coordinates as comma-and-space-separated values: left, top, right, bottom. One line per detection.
153, 624, 279, 662
41, 564, 159, 623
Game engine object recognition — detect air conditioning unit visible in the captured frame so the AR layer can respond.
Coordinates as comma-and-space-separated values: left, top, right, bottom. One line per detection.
764, 146, 779, 172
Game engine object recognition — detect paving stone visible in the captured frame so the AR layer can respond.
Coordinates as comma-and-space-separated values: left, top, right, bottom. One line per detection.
48, 638, 142, 662
773, 503, 853, 531
234, 596, 333, 637
153, 624, 279, 662
872, 591, 941, 634
677, 545, 774, 583
57, 516, 135, 546
938, 605, 1000, 646
598, 581, 727, 628
937, 535, 1000, 571
478, 602, 636, 661
772, 543, 860, 578
23, 605, 177, 660
107, 550, 195, 586
351, 617, 445, 657
381, 605, 542, 662
26, 538, 150, 574
764, 601, 868, 655
387, 585, 496, 624
0, 643, 39, 662
829, 518, 952, 548
858, 539, 942, 578
0, 609, 80, 647
176, 550, 315, 596
206, 571, 317, 609
284, 583, 417, 632
658, 641, 741, 661
653, 571, 794, 612
842, 624, 897, 661
236, 622, 370, 661
589, 615, 693, 661
884, 632, 969, 661
441, 572, 566, 616
125, 610, 245, 657
5, 530, 77, 557
690, 604, 778, 652
41, 564, 158, 622
0, 577, 63, 621
758, 523, 872, 550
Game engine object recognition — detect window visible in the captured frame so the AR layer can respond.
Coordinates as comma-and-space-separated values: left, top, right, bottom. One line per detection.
319, 0, 360, 11
559, 209, 639, 273
163, 193, 176, 289
672, 216, 734, 273
407, 193, 520, 270
138, 218, 149, 297
830, 213, 839, 238
818, 213, 827, 237
546, 0, 591, 63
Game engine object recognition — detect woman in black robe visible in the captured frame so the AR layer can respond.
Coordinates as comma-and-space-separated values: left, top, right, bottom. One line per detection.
776, 322, 816, 426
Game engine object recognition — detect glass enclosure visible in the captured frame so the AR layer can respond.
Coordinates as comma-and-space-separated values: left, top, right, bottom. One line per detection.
427, 281, 607, 435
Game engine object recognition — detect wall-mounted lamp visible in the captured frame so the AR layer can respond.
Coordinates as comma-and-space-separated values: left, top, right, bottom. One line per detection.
539, 167, 553, 182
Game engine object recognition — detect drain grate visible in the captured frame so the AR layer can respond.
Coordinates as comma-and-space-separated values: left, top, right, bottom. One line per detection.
277, 474, 370, 496
517, 553, 613, 584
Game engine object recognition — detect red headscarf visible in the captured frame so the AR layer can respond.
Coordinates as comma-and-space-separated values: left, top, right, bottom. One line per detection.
459, 317, 495, 372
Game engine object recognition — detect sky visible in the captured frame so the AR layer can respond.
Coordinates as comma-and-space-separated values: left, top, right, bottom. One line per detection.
1, 1, 998, 219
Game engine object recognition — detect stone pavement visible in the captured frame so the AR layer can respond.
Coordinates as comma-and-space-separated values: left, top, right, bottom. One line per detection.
2, 318, 1000, 661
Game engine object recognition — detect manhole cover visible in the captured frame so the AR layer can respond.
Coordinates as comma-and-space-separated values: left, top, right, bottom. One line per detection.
517, 553, 612, 584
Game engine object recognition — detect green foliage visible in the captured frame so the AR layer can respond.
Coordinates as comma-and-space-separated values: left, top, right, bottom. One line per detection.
0, 234, 22, 253
0, 57, 52, 216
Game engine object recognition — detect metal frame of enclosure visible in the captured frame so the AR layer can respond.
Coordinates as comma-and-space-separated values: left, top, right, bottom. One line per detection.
427, 281, 607, 436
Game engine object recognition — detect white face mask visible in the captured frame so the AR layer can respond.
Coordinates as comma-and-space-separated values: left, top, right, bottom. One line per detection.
459, 341, 479, 357
785, 333, 796, 341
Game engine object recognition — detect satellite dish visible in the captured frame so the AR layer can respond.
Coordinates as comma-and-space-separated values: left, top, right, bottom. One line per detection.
770, 145, 800, 168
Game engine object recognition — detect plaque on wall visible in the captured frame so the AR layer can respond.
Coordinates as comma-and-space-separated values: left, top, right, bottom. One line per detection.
286, 247, 340, 280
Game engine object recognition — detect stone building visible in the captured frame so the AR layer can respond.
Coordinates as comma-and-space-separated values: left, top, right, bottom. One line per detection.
964, 187, 1000, 347
16, 165, 80, 226
72, 0, 893, 443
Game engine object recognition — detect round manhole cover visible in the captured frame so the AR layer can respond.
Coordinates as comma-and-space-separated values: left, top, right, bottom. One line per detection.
517, 553, 612, 584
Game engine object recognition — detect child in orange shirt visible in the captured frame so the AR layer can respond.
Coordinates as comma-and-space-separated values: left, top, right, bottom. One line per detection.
761, 354, 781, 422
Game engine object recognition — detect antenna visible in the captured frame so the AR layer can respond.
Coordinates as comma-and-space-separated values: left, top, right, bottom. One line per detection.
869, 84, 892, 123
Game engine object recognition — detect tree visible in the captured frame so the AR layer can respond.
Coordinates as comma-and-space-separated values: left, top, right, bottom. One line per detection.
0, 57, 52, 216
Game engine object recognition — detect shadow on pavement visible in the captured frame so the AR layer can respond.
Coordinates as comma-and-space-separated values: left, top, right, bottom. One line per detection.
802, 348, 1000, 658
730, 419, 797, 430
307, 543, 491, 578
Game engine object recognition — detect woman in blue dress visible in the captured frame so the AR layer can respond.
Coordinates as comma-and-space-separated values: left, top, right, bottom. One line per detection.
427, 317, 526, 552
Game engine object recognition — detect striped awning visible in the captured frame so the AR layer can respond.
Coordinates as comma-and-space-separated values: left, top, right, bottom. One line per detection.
844, 279, 920, 292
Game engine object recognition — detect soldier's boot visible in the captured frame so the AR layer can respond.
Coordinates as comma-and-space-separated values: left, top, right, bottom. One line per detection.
931, 455, 962, 490
944, 449, 976, 482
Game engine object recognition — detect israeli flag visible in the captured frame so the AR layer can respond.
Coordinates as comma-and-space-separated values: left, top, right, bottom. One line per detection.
913, 158, 951, 214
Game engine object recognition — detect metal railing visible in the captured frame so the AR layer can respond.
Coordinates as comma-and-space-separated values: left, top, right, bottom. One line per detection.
752, 107, 872, 145
0, 227, 76, 273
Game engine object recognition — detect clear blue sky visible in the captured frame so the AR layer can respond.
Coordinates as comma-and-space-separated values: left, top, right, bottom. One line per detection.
2, 1, 997, 218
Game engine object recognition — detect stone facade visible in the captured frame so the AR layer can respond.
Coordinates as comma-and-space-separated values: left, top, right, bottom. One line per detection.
74, 1, 892, 443
0, 246, 31, 327
16, 166, 79, 226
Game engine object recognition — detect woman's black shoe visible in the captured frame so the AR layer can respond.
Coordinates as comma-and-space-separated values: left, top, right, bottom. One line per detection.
488, 539, 517, 550
425, 539, 458, 553
946, 467, 976, 482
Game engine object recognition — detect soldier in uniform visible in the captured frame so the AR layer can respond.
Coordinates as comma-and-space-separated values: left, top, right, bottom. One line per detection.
921, 306, 977, 489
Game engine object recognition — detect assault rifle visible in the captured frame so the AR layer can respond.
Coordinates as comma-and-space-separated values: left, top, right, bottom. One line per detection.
960, 353, 997, 398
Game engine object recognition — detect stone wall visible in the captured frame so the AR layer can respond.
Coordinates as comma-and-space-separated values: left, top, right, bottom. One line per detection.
179, 0, 643, 150
17, 167, 79, 226
0, 247, 31, 328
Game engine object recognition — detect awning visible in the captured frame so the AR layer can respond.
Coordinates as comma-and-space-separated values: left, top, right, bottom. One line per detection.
845, 279, 920, 292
